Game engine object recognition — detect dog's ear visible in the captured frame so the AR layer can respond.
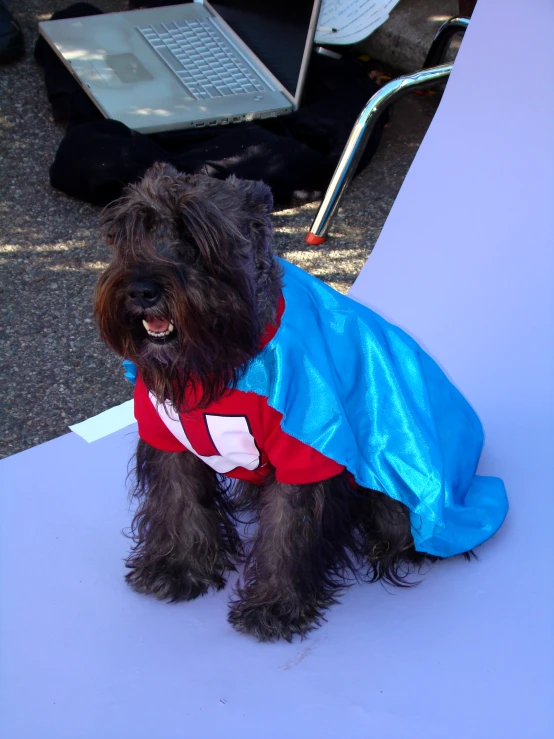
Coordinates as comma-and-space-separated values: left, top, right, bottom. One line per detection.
226, 176, 274, 214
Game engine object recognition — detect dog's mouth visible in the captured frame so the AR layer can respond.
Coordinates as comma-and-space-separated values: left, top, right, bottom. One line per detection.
142, 316, 175, 340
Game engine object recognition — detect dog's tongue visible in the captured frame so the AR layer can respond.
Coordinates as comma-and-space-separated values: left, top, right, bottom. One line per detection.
144, 318, 170, 333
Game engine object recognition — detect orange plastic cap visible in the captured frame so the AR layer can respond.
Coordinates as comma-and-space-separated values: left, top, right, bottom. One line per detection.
305, 233, 326, 245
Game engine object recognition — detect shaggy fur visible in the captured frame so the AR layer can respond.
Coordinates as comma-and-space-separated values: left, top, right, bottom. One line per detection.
95, 163, 281, 409
95, 163, 449, 642
127, 440, 241, 601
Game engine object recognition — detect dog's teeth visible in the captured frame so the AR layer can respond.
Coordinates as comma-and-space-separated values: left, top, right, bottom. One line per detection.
145, 327, 171, 338
142, 319, 175, 339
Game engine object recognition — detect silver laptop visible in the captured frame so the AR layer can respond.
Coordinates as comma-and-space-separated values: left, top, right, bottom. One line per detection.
39, 0, 322, 134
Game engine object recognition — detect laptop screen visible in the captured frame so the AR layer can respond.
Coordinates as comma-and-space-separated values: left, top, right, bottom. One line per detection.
210, 0, 319, 100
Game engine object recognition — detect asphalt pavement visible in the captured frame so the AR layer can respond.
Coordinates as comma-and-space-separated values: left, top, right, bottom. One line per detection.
0, 0, 442, 458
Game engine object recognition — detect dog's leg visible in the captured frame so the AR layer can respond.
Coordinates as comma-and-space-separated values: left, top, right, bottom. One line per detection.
229, 473, 359, 642
357, 486, 474, 577
356, 487, 435, 584
125, 440, 240, 601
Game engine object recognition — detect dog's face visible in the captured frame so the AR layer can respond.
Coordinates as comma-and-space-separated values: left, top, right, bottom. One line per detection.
94, 163, 280, 407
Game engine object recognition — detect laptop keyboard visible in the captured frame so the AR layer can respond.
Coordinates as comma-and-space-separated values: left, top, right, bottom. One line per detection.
137, 18, 269, 100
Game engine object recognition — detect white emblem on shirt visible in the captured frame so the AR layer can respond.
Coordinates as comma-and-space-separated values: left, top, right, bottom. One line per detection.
149, 392, 260, 473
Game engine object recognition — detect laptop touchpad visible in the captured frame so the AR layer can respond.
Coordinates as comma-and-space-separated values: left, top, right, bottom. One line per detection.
105, 54, 153, 83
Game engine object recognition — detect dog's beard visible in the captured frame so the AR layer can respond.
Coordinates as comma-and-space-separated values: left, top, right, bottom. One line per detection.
95, 263, 265, 410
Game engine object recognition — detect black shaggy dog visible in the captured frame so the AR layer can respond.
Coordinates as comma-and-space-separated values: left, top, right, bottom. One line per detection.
95, 163, 440, 642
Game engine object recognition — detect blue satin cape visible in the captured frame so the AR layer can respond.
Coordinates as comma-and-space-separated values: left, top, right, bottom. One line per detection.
236, 259, 508, 557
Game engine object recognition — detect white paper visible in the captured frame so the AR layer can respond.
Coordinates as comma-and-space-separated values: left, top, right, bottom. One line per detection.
315, 0, 401, 45
69, 399, 135, 442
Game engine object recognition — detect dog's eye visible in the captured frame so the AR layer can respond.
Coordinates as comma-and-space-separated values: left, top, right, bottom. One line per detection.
176, 240, 199, 263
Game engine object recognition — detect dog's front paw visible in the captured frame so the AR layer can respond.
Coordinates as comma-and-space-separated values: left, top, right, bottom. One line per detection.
228, 593, 325, 642
126, 558, 225, 602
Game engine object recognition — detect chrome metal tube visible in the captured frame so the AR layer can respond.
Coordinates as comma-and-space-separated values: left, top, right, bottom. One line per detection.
306, 63, 453, 244
423, 16, 470, 68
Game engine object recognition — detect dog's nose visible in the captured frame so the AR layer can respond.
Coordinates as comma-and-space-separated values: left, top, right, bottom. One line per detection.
127, 279, 161, 308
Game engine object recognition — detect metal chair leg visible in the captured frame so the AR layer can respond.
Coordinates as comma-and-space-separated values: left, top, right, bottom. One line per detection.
423, 16, 470, 68
306, 63, 454, 245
